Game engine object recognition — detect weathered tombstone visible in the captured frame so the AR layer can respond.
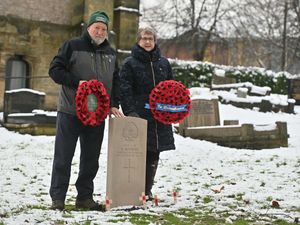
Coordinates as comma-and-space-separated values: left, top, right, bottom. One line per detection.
180, 98, 220, 129
288, 78, 300, 105
106, 117, 147, 208
212, 74, 236, 85
3, 88, 45, 122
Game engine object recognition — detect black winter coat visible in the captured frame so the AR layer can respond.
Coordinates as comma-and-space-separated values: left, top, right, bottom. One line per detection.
120, 44, 175, 153
49, 31, 120, 115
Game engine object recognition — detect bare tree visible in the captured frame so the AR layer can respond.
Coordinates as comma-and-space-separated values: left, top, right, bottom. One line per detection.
227, 0, 300, 72
141, 0, 224, 61
141, 0, 300, 73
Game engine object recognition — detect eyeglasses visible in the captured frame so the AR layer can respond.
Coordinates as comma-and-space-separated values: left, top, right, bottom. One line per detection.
140, 37, 154, 42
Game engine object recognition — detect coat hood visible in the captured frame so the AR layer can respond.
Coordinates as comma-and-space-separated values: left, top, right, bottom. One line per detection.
131, 44, 161, 62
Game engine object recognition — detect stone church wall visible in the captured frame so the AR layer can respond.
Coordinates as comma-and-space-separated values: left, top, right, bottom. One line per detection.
0, 0, 139, 111
0, 0, 83, 25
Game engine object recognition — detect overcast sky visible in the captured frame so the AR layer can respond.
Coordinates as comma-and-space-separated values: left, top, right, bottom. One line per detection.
140, 0, 160, 8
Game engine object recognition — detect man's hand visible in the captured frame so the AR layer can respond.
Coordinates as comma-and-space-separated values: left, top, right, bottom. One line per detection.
79, 80, 87, 85
109, 107, 125, 118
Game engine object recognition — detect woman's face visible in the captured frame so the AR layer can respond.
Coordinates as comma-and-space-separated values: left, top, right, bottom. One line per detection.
138, 31, 155, 52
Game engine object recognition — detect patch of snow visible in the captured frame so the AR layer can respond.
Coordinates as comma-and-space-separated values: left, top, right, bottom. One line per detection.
0, 104, 299, 224
5, 88, 45, 95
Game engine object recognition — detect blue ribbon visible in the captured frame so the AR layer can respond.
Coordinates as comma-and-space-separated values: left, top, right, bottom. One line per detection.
144, 103, 188, 112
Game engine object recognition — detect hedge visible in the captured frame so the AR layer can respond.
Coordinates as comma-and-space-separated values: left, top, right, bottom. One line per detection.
170, 59, 298, 95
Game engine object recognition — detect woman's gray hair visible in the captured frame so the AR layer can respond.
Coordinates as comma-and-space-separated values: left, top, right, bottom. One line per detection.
136, 26, 157, 42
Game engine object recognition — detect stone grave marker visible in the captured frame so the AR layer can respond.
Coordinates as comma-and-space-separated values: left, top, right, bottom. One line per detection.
106, 117, 147, 208
288, 78, 300, 105
3, 88, 45, 122
212, 74, 236, 85
180, 98, 220, 129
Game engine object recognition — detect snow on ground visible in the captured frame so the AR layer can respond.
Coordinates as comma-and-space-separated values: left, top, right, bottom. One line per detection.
0, 104, 300, 224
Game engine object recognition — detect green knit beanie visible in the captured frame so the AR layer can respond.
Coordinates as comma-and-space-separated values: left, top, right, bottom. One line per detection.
87, 11, 109, 27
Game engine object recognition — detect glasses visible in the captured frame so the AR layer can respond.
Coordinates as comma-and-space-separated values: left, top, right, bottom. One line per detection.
140, 37, 154, 42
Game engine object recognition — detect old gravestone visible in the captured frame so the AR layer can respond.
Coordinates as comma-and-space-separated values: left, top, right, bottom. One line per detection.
106, 117, 147, 208
3, 88, 45, 122
212, 74, 236, 85
180, 98, 220, 129
288, 78, 300, 105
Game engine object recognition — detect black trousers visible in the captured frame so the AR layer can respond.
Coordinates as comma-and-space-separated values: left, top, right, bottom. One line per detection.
50, 112, 105, 201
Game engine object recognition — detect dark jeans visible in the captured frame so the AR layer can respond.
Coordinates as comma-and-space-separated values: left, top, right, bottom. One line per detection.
50, 112, 105, 201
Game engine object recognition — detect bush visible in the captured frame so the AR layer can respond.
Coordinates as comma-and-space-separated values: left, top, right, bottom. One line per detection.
170, 59, 292, 94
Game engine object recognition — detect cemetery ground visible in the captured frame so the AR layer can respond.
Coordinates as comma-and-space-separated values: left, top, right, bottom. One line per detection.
0, 104, 300, 225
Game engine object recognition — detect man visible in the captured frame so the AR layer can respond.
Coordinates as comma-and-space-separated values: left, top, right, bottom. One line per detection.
120, 26, 175, 200
49, 11, 123, 211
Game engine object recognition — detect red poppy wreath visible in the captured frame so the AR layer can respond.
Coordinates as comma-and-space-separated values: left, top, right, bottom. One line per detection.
149, 80, 192, 124
75, 79, 110, 126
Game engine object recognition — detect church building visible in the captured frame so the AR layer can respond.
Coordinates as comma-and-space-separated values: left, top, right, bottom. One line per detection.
0, 0, 140, 110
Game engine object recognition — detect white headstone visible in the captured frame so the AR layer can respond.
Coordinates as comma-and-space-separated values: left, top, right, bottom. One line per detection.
106, 117, 147, 208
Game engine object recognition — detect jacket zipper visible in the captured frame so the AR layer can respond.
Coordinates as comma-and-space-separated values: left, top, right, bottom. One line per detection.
150, 60, 159, 151
91, 53, 96, 75
91, 52, 99, 79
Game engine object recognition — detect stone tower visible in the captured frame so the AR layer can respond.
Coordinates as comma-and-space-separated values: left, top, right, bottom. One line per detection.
0, 0, 140, 111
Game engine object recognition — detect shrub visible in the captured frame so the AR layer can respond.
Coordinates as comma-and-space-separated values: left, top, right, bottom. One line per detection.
170, 59, 293, 94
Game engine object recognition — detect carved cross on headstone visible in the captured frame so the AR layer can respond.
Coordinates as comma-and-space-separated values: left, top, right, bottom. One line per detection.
123, 158, 135, 183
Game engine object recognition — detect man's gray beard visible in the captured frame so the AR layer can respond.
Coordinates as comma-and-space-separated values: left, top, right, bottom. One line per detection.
93, 37, 105, 45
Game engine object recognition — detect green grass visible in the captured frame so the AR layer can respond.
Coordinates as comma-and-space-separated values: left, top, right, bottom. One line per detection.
203, 195, 213, 204
110, 209, 227, 225
108, 209, 298, 225
2, 204, 298, 225
273, 219, 298, 225
109, 208, 245, 225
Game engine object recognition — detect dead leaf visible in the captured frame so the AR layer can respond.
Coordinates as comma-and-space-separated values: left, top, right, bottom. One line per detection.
211, 185, 225, 193
271, 200, 280, 208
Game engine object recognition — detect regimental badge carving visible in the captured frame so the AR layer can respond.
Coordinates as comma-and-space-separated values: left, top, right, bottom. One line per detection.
122, 122, 138, 141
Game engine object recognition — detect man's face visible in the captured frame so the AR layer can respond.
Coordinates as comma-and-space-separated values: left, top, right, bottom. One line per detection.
138, 32, 155, 52
87, 22, 108, 45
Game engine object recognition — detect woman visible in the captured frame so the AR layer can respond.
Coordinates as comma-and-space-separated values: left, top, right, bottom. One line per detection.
120, 26, 175, 200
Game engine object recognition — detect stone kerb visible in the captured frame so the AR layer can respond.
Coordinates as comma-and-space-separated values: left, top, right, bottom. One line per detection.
181, 122, 288, 149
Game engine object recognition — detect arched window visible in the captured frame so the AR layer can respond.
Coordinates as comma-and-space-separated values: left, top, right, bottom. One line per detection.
5, 56, 29, 90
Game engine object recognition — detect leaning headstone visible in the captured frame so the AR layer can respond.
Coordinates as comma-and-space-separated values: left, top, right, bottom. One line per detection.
106, 117, 147, 208
3, 88, 45, 122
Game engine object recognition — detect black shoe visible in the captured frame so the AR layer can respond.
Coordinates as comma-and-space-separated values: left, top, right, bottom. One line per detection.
75, 198, 106, 211
146, 192, 153, 202
51, 199, 65, 210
